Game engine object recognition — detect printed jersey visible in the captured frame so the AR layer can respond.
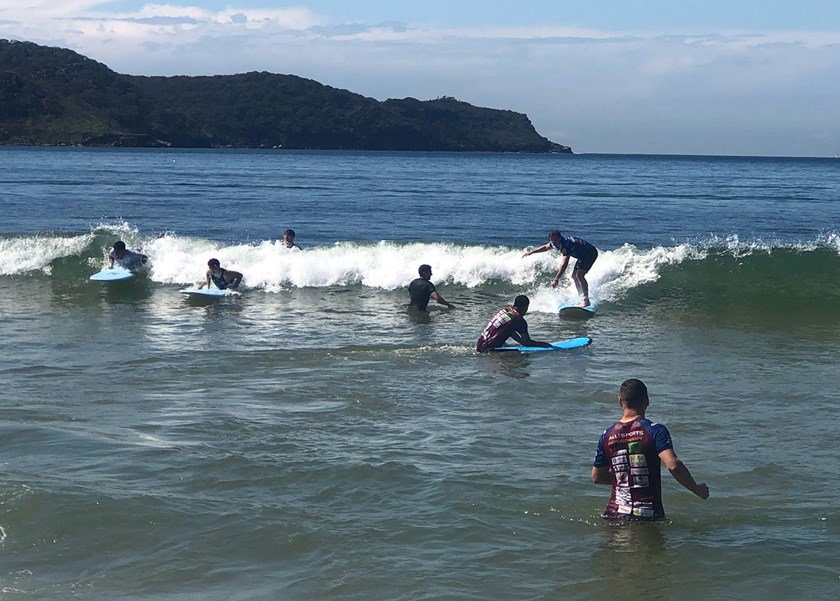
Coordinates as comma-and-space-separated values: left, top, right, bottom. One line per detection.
475, 306, 527, 352
408, 278, 436, 311
552, 236, 596, 259
592, 417, 673, 520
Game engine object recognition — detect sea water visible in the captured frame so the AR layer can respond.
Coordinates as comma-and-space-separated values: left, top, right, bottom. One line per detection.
0, 148, 839, 600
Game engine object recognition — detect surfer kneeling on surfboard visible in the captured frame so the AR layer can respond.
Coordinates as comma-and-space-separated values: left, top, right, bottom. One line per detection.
476, 295, 551, 352
108, 240, 148, 270
523, 230, 598, 307
204, 258, 243, 290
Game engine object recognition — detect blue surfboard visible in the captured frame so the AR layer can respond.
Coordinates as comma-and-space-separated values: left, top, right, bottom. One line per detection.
558, 304, 596, 318
89, 267, 134, 282
492, 336, 592, 353
179, 287, 229, 298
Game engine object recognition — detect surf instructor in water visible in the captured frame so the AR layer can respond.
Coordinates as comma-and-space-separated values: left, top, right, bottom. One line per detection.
591, 378, 709, 520
408, 264, 455, 311
523, 230, 597, 307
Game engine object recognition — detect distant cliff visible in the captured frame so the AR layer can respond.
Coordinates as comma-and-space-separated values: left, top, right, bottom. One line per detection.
0, 39, 571, 153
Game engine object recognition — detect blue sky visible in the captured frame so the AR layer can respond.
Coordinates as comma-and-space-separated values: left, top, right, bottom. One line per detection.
2, 1, 840, 155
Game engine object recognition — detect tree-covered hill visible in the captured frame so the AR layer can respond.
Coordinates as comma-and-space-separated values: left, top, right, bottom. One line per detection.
0, 39, 571, 152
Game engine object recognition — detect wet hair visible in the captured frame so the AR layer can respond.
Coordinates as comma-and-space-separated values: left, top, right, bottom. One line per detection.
208, 258, 221, 268
513, 295, 530, 310
619, 378, 649, 410
548, 229, 562, 239
113, 240, 126, 251
283, 229, 295, 237
418, 264, 432, 276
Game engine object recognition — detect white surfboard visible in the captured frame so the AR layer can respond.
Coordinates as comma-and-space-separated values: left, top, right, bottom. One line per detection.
89, 267, 135, 282
179, 287, 228, 298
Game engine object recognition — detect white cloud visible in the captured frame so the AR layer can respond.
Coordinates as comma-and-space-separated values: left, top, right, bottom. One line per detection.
2, 3, 839, 155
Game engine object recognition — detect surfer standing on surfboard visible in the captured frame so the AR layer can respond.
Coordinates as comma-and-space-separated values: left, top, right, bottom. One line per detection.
204, 258, 243, 290
108, 240, 147, 270
523, 230, 598, 307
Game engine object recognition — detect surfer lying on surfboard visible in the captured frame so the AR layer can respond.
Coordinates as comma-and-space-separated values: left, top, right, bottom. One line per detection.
476, 295, 552, 352
108, 240, 148, 271
204, 258, 243, 290
523, 230, 598, 307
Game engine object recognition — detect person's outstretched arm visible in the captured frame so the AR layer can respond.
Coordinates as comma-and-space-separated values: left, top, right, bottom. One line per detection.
430, 291, 455, 308
660, 449, 709, 499
510, 330, 552, 348
551, 255, 570, 287
522, 242, 553, 258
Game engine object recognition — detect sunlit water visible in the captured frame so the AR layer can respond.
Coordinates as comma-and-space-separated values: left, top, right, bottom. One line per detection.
1, 148, 839, 600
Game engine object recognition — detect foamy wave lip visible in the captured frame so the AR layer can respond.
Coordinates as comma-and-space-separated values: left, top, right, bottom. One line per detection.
528, 243, 705, 312
701, 232, 840, 254
821, 231, 840, 253
143, 236, 717, 310
146, 239, 549, 290
0, 233, 95, 275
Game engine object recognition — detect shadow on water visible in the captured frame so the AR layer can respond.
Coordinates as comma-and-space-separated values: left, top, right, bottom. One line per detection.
405, 306, 432, 325
477, 352, 531, 380
590, 522, 670, 596
99, 277, 154, 304
44, 271, 154, 307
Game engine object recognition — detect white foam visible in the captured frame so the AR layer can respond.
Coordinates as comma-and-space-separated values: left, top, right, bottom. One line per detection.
0, 233, 94, 275
142, 236, 710, 312
144, 238, 545, 291
526, 242, 705, 313
6, 227, 836, 302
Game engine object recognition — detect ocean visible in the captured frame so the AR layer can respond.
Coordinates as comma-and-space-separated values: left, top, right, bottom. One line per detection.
1, 147, 838, 600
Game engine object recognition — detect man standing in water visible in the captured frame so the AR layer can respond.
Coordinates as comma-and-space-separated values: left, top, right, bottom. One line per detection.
475, 295, 551, 352
591, 379, 709, 520
408, 264, 455, 311
523, 230, 598, 307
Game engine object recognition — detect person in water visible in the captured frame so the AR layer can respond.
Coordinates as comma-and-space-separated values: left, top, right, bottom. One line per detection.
108, 240, 147, 270
475, 295, 551, 352
282, 229, 301, 249
204, 258, 243, 290
408, 264, 455, 311
523, 230, 598, 307
591, 378, 709, 520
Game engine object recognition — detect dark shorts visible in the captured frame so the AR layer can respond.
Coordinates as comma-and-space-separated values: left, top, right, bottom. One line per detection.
574, 249, 598, 272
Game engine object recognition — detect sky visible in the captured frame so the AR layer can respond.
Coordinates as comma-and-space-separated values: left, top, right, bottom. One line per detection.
2, 1, 840, 156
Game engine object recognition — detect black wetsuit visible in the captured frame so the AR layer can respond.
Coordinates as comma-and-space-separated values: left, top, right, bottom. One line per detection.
408, 278, 436, 310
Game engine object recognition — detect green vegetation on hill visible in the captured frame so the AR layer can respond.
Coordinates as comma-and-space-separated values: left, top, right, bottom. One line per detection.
0, 39, 571, 152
